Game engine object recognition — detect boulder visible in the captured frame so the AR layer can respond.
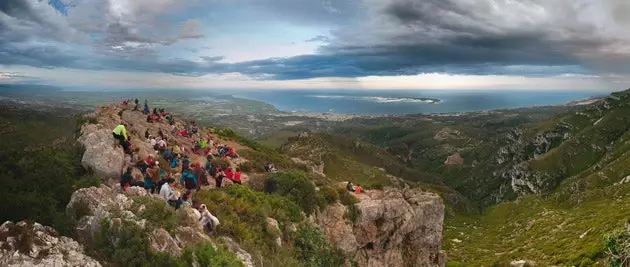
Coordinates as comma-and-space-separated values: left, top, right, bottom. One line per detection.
266, 217, 282, 247
219, 237, 255, 267
0, 221, 101, 267
149, 228, 181, 256
78, 123, 125, 180
315, 188, 445, 267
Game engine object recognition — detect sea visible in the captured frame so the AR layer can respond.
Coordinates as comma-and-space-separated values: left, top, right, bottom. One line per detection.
229, 89, 610, 115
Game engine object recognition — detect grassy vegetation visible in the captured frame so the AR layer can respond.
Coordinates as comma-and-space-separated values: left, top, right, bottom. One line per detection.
444, 184, 630, 266
88, 219, 243, 267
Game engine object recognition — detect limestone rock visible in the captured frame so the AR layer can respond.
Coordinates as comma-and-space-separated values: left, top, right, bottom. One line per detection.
149, 228, 181, 256
219, 237, 255, 267
0, 221, 101, 267
177, 206, 202, 230
266, 217, 282, 247
315, 188, 445, 267
174, 226, 211, 247
78, 123, 125, 180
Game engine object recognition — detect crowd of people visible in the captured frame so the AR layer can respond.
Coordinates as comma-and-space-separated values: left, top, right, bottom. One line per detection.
112, 98, 253, 232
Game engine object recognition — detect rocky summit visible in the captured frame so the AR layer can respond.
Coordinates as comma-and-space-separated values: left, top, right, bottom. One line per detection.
2, 102, 446, 267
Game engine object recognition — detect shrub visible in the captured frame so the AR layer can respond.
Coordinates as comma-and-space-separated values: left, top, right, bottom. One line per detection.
237, 161, 254, 173
319, 187, 339, 205
264, 172, 319, 214
337, 188, 358, 206
292, 224, 345, 267
604, 229, 630, 267
211, 158, 231, 170
132, 196, 177, 232
345, 204, 361, 223
195, 186, 302, 253
182, 244, 243, 267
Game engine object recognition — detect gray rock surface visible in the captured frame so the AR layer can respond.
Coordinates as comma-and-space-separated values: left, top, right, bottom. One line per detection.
0, 221, 101, 267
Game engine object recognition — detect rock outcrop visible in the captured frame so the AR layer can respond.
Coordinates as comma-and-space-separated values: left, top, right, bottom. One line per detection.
66, 185, 254, 267
314, 188, 445, 267
78, 123, 125, 180
0, 221, 101, 267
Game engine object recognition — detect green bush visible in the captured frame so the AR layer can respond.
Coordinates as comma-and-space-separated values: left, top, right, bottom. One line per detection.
195, 186, 303, 253
211, 158, 231, 170
337, 188, 358, 206
319, 187, 339, 205
264, 172, 319, 214
132, 196, 177, 232
182, 244, 243, 267
604, 229, 630, 267
292, 224, 345, 267
237, 161, 254, 173
88, 220, 242, 267
345, 204, 361, 223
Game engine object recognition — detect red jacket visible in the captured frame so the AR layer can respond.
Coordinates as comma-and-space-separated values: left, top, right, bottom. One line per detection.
233, 172, 241, 182
225, 169, 234, 180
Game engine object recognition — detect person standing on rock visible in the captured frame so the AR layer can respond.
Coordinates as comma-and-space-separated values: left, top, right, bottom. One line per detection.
112, 123, 129, 153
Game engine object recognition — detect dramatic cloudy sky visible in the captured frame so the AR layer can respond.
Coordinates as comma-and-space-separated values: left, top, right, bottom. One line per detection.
1, 0, 630, 90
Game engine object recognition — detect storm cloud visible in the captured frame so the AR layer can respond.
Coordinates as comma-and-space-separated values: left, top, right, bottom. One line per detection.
1, 0, 630, 80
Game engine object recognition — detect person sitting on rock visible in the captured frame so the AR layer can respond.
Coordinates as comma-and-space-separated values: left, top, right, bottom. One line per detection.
112, 123, 130, 152
227, 147, 239, 158
232, 168, 242, 185
146, 161, 161, 194
143, 104, 149, 115
224, 167, 234, 182
162, 149, 173, 163
120, 167, 143, 190
160, 178, 182, 209
181, 168, 198, 191
346, 181, 355, 192
205, 155, 213, 174
181, 155, 190, 172
354, 184, 362, 194
182, 191, 193, 207
157, 137, 167, 152
144, 130, 150, 140
198, 204, 220, 233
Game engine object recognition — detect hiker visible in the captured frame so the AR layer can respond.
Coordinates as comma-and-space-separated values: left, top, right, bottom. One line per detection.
160, 178, 182, 208
120, 167, 143, 190
182, 191, 193, 207
182, 155, 190, 171
198, 204, 220, 232
346, 182, 355, 192
150, 136, 157, 148
162, 149, 173, 162
112, 123, 129, 152
143, 104, 149, 115
205, 156, 213, 175
227, 147, 238, 158
170, 156, 179, 169
157, 137, 167, 152
194, 163, 209, 186
354, 184, 362, 194
224, 167, 234, 181
135, 98, 139, 105
147, 162, 161, 194
215, 168, 225, 188
181, 168, 198, 190
233, 168, 242, 185
145, 130, 150, 140
158, 129, 165, 139
264, 162, 272, 172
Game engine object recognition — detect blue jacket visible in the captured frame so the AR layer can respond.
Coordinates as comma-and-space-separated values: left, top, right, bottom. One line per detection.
170, 158, 178, 168
180, 170, 197, 186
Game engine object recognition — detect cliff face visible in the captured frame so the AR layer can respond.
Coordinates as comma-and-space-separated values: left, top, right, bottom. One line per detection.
315, 188, 445, 267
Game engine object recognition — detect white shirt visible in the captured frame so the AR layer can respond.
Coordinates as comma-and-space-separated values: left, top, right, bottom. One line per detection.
150, 138, 157, 146
158, 139, 167, 148
159, 183, 175, 200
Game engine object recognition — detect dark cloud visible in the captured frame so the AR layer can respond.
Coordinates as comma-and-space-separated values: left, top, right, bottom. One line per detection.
1, 0, 629, 81
305, 35, 331, 43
